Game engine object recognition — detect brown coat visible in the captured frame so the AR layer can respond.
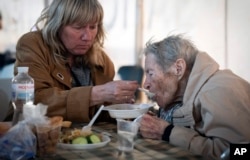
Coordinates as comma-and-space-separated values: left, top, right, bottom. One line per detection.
11, 31, 115, 122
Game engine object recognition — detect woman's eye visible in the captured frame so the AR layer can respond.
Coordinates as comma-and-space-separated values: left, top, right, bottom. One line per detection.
146, 71, 153, 77
72, 25, 82, 30
90, 25, 98, 30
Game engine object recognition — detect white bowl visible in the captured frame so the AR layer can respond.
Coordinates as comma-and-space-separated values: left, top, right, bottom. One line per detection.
103, 103, 153, 119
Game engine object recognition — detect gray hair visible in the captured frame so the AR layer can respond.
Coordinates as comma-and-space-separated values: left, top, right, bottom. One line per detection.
34, 0, 105, 65
144, 34, 198, 72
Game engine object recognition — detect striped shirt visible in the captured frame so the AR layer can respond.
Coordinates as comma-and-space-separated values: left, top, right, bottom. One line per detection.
158, 101, 183, 123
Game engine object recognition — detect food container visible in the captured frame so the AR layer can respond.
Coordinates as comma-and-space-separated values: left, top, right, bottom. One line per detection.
35, 116, 62, 157
103, 103, 153, 119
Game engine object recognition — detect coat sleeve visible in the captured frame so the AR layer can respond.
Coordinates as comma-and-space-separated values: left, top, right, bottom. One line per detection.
169, 84, 250, 159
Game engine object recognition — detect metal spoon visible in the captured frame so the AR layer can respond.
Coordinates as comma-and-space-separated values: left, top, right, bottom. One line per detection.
82, 105, 104, 131
138, 88, 155, 99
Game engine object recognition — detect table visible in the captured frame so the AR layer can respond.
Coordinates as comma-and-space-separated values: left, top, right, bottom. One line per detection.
36, 122, 204, 160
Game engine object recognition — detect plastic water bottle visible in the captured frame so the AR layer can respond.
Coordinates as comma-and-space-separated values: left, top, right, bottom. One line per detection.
11, 66, 34, 125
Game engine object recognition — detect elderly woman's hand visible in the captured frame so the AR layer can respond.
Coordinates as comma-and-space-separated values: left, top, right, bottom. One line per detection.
91, 80, 139, 105
139, 114, 170, 140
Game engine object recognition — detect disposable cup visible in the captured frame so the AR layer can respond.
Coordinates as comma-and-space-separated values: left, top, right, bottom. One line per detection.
116, 119, 139, 152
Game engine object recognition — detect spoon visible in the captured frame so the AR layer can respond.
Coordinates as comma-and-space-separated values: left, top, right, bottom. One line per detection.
82, 105, 104, 131
138, 88, 155, 99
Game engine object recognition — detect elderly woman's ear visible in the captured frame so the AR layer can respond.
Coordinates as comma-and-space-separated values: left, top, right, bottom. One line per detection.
174, 58, 186, 80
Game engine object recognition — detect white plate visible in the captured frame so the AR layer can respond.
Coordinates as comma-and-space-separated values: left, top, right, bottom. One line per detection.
103, 103, 153, 119
57, 135, 110, 150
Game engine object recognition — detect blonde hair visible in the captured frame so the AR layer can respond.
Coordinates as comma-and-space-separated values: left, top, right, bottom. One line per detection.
34, 0, 105, 66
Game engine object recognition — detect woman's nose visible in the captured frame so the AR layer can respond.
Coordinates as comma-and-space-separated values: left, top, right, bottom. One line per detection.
80, 29, 91, 40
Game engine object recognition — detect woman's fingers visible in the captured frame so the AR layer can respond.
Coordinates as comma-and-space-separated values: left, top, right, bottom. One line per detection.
102, 80, 139, 103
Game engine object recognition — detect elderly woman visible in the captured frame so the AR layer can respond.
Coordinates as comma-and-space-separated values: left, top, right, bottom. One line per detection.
5, 0, 138, 122
139, 34, 250, 159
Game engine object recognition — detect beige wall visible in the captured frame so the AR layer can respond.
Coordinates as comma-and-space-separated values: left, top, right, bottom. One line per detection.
141, 0, 250, 82
0, 0, 44, 53
102, 0, 250, 82
227, 0, 250, 82
0, 0, 249, 82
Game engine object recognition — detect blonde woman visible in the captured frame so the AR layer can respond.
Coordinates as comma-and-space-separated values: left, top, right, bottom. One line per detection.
5, 0, 138, 123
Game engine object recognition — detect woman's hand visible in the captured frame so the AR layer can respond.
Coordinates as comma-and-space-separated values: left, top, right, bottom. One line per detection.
139, 114, 169, 140
91, 80, 139, 105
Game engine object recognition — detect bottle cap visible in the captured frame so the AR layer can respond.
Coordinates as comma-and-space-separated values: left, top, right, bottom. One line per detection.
17, 67, 29, 73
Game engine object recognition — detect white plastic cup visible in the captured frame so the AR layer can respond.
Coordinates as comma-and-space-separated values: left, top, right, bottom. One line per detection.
116, 119, 139, 152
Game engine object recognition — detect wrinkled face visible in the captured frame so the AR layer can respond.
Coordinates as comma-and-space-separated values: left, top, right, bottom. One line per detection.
59, 22, 98, 55
143, 54, 179, 108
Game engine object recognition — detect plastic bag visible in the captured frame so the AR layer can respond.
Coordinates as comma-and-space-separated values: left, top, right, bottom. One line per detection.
0, 103, 48, 160
0, 121, 36, 160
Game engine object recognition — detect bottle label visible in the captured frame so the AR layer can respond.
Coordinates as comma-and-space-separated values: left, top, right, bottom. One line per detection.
12, 83, 34, 101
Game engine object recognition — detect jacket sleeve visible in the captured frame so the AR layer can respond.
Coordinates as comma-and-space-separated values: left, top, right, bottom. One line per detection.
169, 85, 250, 160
